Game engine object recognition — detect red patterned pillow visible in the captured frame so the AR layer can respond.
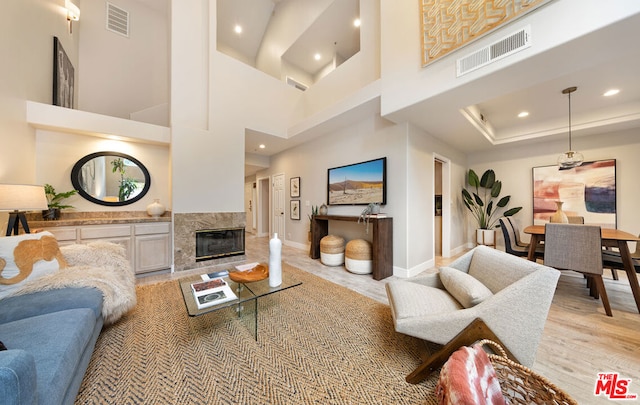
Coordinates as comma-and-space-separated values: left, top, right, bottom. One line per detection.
436, 343, 505, 405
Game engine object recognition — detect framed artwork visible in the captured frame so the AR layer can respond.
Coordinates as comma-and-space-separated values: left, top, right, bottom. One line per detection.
419, 0, 552, 66
53, 37, 74, 108
532, 159, 616, 228
290, 200, 300, 220
290, 177, 300, 198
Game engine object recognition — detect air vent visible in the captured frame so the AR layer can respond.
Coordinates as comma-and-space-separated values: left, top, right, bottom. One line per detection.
456, 25, 531, 77
286, 76, 308, 91
106, 2, 129, 37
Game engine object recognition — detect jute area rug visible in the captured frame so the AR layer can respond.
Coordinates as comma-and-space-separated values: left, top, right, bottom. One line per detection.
76, 265, 440, 404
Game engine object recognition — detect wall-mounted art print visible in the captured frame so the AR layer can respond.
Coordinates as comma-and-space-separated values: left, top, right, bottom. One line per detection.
420, 0, 552, 66
290, 177, 300, 198
532, 159, 616, 228
327, 157, 387, 206
290, 200, 300, 220
53, 36, 74, 108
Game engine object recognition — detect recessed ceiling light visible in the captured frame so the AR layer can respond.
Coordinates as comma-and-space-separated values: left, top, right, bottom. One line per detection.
314, 53, 321, 61
603, 89, 620, 97
259, 144, 266, 149
518, 111, 529, 118
354, 18, 361, 27
234, 25, 242, 34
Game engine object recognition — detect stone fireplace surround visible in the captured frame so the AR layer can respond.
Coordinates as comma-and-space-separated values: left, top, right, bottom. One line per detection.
174, 212, 246, 272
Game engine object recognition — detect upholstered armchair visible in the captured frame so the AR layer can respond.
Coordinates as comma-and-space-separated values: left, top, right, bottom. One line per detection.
386, 245, 560, 383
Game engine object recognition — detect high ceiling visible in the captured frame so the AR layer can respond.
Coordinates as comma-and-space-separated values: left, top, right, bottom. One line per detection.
138, 1, 640, 175
386, 10, 640, 155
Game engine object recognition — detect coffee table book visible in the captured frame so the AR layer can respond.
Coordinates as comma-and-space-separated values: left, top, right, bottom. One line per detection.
191, 278, 237, 309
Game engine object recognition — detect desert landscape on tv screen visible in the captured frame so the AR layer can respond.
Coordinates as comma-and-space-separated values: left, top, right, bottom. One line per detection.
328, 160, 384, 205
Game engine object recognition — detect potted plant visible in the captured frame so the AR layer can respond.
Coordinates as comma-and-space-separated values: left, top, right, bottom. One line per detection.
111, 158, 138, 201
42, 183, 77, 220
307, 205, 319, 256
357, 202, 381, 234
461, 169, 522, 246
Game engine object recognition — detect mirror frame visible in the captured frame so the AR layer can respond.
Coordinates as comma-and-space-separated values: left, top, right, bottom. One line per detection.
71, 151, 151, 207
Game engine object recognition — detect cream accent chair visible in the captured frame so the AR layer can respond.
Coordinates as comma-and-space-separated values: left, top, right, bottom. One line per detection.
386, 245, 560, 383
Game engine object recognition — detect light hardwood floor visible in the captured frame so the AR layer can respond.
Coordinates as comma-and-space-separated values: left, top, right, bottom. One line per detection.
139, 234, 640, 404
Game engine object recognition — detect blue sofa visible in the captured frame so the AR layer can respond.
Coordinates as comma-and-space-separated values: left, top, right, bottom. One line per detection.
0, 287, 104, 405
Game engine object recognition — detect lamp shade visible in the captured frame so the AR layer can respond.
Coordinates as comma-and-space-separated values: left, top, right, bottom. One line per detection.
0, 184, 48, 211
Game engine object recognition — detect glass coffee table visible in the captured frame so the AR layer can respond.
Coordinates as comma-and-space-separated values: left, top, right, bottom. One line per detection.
179, 269, 301, 340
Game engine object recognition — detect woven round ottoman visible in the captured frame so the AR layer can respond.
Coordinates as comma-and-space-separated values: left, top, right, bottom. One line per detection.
320, 235, 345, 266
345, 239, 373, 274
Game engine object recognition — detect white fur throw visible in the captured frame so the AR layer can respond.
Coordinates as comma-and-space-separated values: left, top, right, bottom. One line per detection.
13, 241, 136, 325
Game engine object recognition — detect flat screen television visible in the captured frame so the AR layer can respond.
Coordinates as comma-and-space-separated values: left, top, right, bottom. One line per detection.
327, 157, 386, 205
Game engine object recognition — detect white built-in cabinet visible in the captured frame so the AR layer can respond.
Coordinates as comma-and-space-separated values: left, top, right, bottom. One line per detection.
43, 222, 171, 275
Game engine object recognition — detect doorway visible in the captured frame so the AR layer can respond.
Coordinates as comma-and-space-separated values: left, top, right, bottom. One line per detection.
434, 154, 451, 257
272, 173, 285, 239
256, 177, 270, 237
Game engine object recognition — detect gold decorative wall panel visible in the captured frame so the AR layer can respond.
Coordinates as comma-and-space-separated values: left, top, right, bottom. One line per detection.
420, 0, 552, 66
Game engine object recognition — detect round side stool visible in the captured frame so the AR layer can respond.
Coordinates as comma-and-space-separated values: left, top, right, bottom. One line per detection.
320, 235, 345, 266
345, 239, 373, 274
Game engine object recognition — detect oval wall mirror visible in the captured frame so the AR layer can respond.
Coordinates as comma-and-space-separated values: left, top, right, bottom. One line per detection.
71, 151, 151, 206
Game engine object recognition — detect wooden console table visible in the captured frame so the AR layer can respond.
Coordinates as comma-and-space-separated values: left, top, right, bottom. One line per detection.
310, 215, 393, 280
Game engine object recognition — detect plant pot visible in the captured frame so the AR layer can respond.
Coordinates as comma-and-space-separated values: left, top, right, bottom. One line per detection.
42, 208, 60, 221
476, 229, 496, 247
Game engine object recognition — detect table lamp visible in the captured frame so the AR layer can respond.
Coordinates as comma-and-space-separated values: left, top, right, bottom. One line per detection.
0, 184, 48, 236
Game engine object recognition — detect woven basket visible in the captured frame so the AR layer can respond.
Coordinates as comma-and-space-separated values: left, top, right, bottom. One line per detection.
320, 235, 345, 254
479, 340, 578, 405
345, 239, 372, 260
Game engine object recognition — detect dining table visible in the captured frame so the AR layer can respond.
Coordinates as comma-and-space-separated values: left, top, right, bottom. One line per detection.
524, 225, 640, 313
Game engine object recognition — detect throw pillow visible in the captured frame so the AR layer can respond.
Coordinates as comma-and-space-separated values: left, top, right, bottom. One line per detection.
439, 266, 493, 308
0, 231, 67, 299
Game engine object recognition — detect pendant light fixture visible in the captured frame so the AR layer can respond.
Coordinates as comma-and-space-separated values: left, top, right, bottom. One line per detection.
557, 86, 584, 169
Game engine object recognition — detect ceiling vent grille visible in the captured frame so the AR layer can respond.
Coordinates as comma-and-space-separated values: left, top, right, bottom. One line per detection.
106, 2, 129, 37
456, 25, 531, 77
286, 76, 308, 91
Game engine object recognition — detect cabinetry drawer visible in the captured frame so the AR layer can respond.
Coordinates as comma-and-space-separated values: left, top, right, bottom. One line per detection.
45, 227, 78, 242
134, 222, 171, 235
80, 225, 131, 239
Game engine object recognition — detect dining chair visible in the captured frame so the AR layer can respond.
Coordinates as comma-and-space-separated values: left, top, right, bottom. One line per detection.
544, 223, 612, 316
602, 233, 640, 277
499, 217, 544, 259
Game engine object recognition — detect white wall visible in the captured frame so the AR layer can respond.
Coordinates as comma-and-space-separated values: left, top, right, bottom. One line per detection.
0, 0, 78, 183
255, 0, 333, 79
407, 124, 468, 267
294, 0, 380, 122
257, 114, 411, 268
380, 0, 640, 118
34, 131, 171, 212
467, 129, 640, 246
255, 112, 469, 275
78, 0, 169, 121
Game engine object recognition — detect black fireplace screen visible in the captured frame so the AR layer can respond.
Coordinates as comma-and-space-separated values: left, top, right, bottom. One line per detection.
195, 228, 245, 261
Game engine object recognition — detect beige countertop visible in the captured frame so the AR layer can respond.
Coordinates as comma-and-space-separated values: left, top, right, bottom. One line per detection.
26, 210, 171, 228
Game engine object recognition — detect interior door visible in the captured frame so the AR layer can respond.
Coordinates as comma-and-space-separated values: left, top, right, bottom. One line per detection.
272, 173, 285, 239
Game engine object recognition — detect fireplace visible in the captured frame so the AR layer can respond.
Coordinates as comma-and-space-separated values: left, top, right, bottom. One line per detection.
196, 227, 245, 262
173, 212, 246, 272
